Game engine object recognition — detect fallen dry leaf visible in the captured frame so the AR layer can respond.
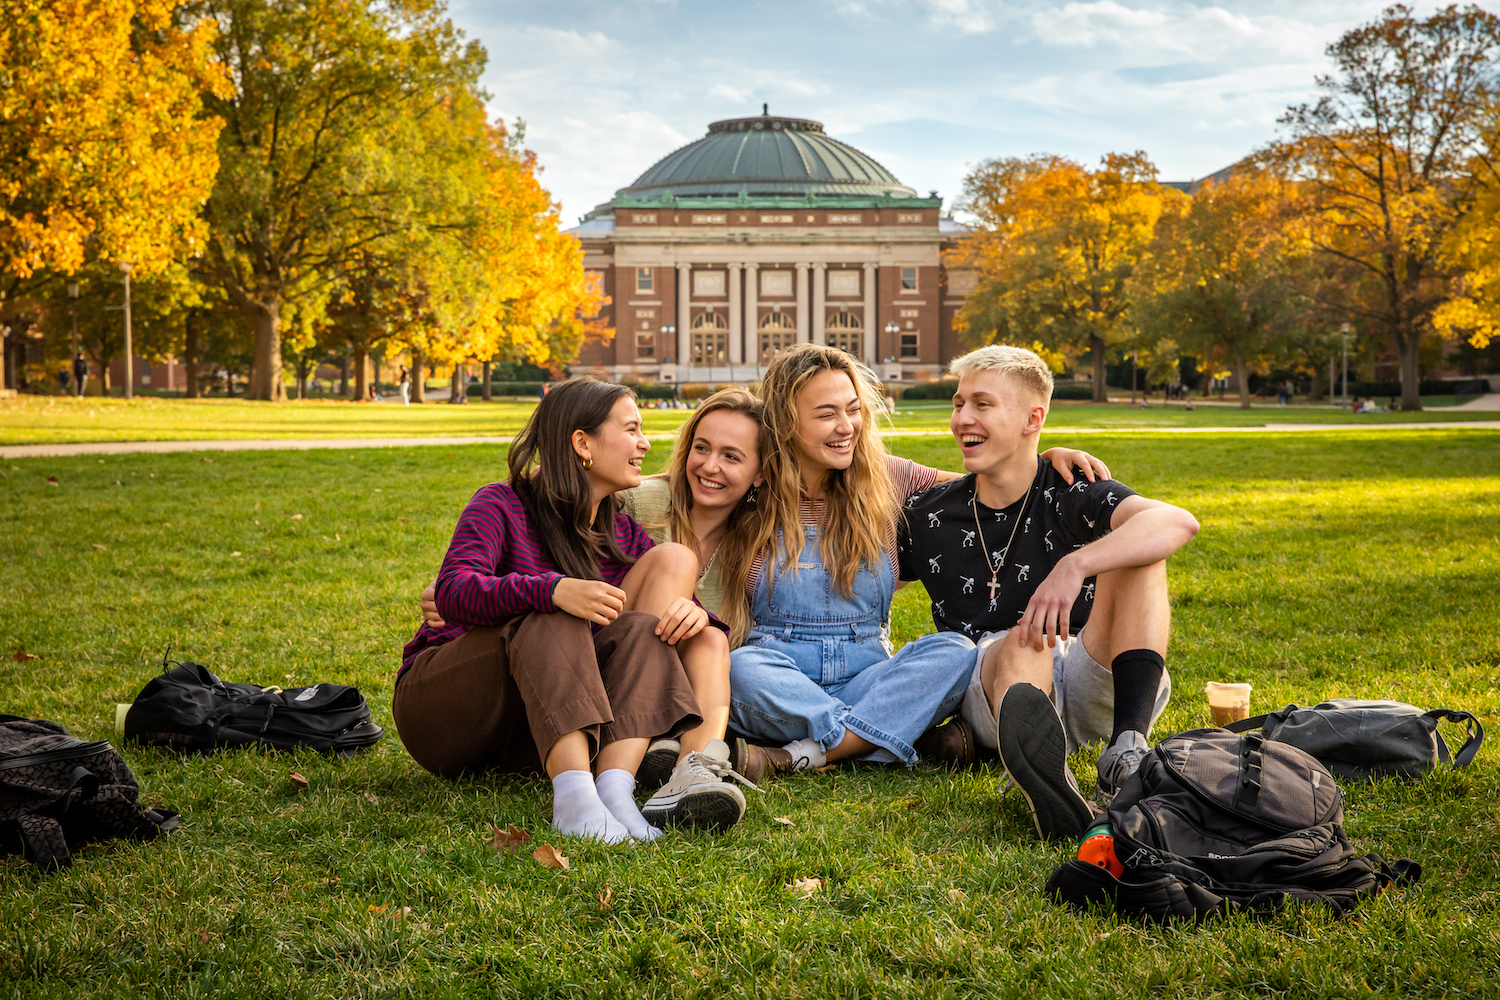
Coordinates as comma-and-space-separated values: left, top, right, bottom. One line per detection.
113, 480, 122, 486
691, 968, 706, 980
948, 888, 967, 901
772, 816, 795, 826
904, 800, 921, 811
289, 771, 308, 789
324, 877, 340, 888
367, 904, 413, 919
92, 543, 107, 551
13, 650, 39, 662
814, 764, 837, 774
46, 476, 58, 486
788, 877, 825, 897
201, 457, 213, 463
488, 824, 531, 854
198, 930, 211, 943
290, 513, 303, 520
398, 517, 410, 523
230, 551, 242, 557
363, 791, 379, 804
598, 886, 612, 911
533, 843, 570, 870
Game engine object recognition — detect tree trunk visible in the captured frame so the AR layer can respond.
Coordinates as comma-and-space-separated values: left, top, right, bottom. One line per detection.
1398, 333, 1422, 411
339, 353, 350, 397
183, 311, 201, 398
371, 349, 382, 398
410, 347, 426, 403
247, 300, 286, 401
353, 344, 368, 401
1307, 358, 1325, 401
1091, 334, 1108, 402
296, 353, 311, 399
449, 363, 467, 404
481, 360, 492, 402
1232, 354, 1252, 409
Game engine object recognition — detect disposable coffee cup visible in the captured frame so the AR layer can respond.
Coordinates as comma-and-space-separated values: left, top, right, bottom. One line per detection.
1204, 682, 1252, 727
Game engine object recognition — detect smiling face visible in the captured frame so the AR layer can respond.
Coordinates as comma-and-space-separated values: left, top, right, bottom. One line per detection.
793, 369, 863, 479
951, 369, 1047, 476
684, 409, 763, 512
577, 396, 649, 499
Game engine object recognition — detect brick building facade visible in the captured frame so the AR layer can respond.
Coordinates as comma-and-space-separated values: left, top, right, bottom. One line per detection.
569, 109, 973, 387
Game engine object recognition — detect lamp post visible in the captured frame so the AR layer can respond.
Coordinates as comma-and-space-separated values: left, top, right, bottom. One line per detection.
120, 263, 134, 400
883, 321, 899, 364
1340, 321, 1351, 406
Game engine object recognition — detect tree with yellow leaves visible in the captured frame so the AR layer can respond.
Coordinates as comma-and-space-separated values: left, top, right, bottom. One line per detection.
1278, 4, 1500, 411
952, 152, 1176, 401
1131, 169, 1312, 409
1435, 104, 1500, 352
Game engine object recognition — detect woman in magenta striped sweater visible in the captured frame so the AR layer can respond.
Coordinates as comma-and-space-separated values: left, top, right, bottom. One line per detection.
395, 378, 744, 842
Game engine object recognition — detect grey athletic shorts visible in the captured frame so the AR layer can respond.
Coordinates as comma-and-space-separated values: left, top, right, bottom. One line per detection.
958, 627, 1172, 754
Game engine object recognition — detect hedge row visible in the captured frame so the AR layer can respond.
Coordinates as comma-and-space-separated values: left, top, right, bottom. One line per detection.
1345, 378, 1490, 397
900, 379, 1095, 401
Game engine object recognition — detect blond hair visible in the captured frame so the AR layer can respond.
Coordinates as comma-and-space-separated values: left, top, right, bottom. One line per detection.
662, 387, 768, 647
753, 344, 896, 597
949, 345, 1054, 406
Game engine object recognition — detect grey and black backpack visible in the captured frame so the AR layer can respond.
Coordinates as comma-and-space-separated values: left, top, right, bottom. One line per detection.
0, 716, 179, 871
1046, 728, 1421, 922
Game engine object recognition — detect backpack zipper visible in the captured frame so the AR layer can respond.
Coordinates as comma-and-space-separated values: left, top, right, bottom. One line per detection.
0, 740, 113, 770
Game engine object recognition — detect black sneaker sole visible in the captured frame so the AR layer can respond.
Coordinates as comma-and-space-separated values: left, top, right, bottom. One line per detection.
641, 786, 745, 833
636, 743, 679, 797
996, 683, 1093, 842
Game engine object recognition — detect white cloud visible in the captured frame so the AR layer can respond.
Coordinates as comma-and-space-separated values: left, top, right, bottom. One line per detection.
708, 84, 753, 104
924, 0, 999, 34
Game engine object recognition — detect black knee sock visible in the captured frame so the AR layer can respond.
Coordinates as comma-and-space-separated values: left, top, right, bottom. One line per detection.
1110, 649, 1165, 744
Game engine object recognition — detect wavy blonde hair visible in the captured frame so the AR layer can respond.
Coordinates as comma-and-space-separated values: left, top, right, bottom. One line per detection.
659, 387, 769, 647
752, 344, 896, 597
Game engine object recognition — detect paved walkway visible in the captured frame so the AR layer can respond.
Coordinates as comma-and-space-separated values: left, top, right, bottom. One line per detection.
3, 420, 1498, 459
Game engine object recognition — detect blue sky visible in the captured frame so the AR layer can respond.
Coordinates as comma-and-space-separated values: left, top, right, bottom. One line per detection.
446, 1, 1439, 224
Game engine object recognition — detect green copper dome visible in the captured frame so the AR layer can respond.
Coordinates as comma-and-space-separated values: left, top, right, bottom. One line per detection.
615, 110, 917, 201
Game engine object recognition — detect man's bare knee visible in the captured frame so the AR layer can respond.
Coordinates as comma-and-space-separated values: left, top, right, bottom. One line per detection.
981, 631, 1053, 718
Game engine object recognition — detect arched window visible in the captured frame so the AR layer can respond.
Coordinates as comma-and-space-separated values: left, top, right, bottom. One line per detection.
825, 310, 861, 356
758, 312, 795, 364
691, 311, 728, 367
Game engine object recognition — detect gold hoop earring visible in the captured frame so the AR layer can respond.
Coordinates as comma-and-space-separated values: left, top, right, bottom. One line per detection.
581, 457, 593, 471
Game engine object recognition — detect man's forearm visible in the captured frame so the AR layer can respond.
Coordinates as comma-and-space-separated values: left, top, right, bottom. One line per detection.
1062, 505, 1198, 579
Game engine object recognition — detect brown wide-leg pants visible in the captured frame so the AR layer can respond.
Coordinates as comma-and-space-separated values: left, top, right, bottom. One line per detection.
393, 610, 701, 778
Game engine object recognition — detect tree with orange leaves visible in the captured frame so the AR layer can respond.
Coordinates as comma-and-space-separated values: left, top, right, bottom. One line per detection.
0, 0, 225, 288
953, 152, 1176, 401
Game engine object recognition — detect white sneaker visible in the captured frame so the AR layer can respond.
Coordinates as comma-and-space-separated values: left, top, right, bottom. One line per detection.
640, 739, 755, 833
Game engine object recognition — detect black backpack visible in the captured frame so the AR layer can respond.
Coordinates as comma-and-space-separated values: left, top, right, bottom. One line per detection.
0, 716, 179, 872
1227, 699, 1484, 780
1046, 728, 1420, 922
124, 660, 384, 757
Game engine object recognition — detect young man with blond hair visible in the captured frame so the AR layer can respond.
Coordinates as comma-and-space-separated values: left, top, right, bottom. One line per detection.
897, 345, 1200, 841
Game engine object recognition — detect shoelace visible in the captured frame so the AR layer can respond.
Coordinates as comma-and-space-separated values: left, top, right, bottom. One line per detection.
680, 750, 761, 792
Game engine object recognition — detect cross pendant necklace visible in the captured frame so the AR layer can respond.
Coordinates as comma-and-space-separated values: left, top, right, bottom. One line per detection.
973, 480, 1029, 603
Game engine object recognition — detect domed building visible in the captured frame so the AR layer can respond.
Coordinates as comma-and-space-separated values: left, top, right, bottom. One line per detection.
570, 108, 975, 385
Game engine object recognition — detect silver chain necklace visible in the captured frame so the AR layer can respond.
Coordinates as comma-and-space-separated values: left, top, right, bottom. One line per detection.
972, 481, 1029, 601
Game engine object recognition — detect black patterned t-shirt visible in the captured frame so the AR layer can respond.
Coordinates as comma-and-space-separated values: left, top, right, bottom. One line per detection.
896, 458, 1137, 638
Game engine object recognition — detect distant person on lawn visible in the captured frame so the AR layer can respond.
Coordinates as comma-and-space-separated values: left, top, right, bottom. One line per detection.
897, 346, 1200, 841
395, 377, 744, 842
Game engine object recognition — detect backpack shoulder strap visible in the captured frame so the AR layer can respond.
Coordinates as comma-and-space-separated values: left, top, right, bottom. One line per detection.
1422, 710, 1484, 768
1226, 714, 1267, 733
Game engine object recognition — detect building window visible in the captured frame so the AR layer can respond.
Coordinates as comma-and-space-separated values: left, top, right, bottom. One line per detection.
827, 271, 859, 297
825, 310, 861, 355
636, 330, 655, 359
760, 214, 793, 223
632, 212, 657, 224
827, 214, 862, 224
897, 212, 923, 223
693, 271, 726, 297
900, 333, 919, 358
636, 267, 653, 293
691, 311, 727, 367
692, 213, 726, 224
901, 267, 918, 290
759, 312, 796, 363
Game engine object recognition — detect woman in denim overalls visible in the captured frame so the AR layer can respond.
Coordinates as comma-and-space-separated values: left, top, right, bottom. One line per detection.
726, 346, 984, 769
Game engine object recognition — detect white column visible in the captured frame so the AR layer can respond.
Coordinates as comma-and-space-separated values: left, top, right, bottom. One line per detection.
744, 263, 759, 368
795, 262, 810, 344
676, 263, 692, 367
863, 262, 878, 364
727, 263, 743, 366
812, 263, 827, 347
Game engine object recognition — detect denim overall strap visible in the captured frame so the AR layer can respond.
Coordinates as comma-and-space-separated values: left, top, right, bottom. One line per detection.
749, 525, 893, 641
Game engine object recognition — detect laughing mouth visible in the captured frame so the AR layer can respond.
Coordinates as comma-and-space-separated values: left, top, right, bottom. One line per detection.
695, 476, 727, 492
960, 435, 987, 447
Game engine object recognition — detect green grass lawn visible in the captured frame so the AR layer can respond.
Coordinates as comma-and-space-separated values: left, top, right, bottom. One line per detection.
2, 431, 1499, 998
3, 393, 1497, 447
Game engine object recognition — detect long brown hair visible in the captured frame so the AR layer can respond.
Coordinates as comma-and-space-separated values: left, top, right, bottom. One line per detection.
661, 386, 769, 646
753, 344, 896, 596
507, 376, 637, 579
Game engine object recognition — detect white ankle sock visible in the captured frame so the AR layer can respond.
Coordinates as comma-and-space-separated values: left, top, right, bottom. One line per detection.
782, 738, 827, 771
595, 768, 662, 841
551, 770, 632, 843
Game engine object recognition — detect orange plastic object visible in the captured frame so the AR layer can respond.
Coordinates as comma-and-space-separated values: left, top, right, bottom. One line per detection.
1078, 832, 1124, 877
